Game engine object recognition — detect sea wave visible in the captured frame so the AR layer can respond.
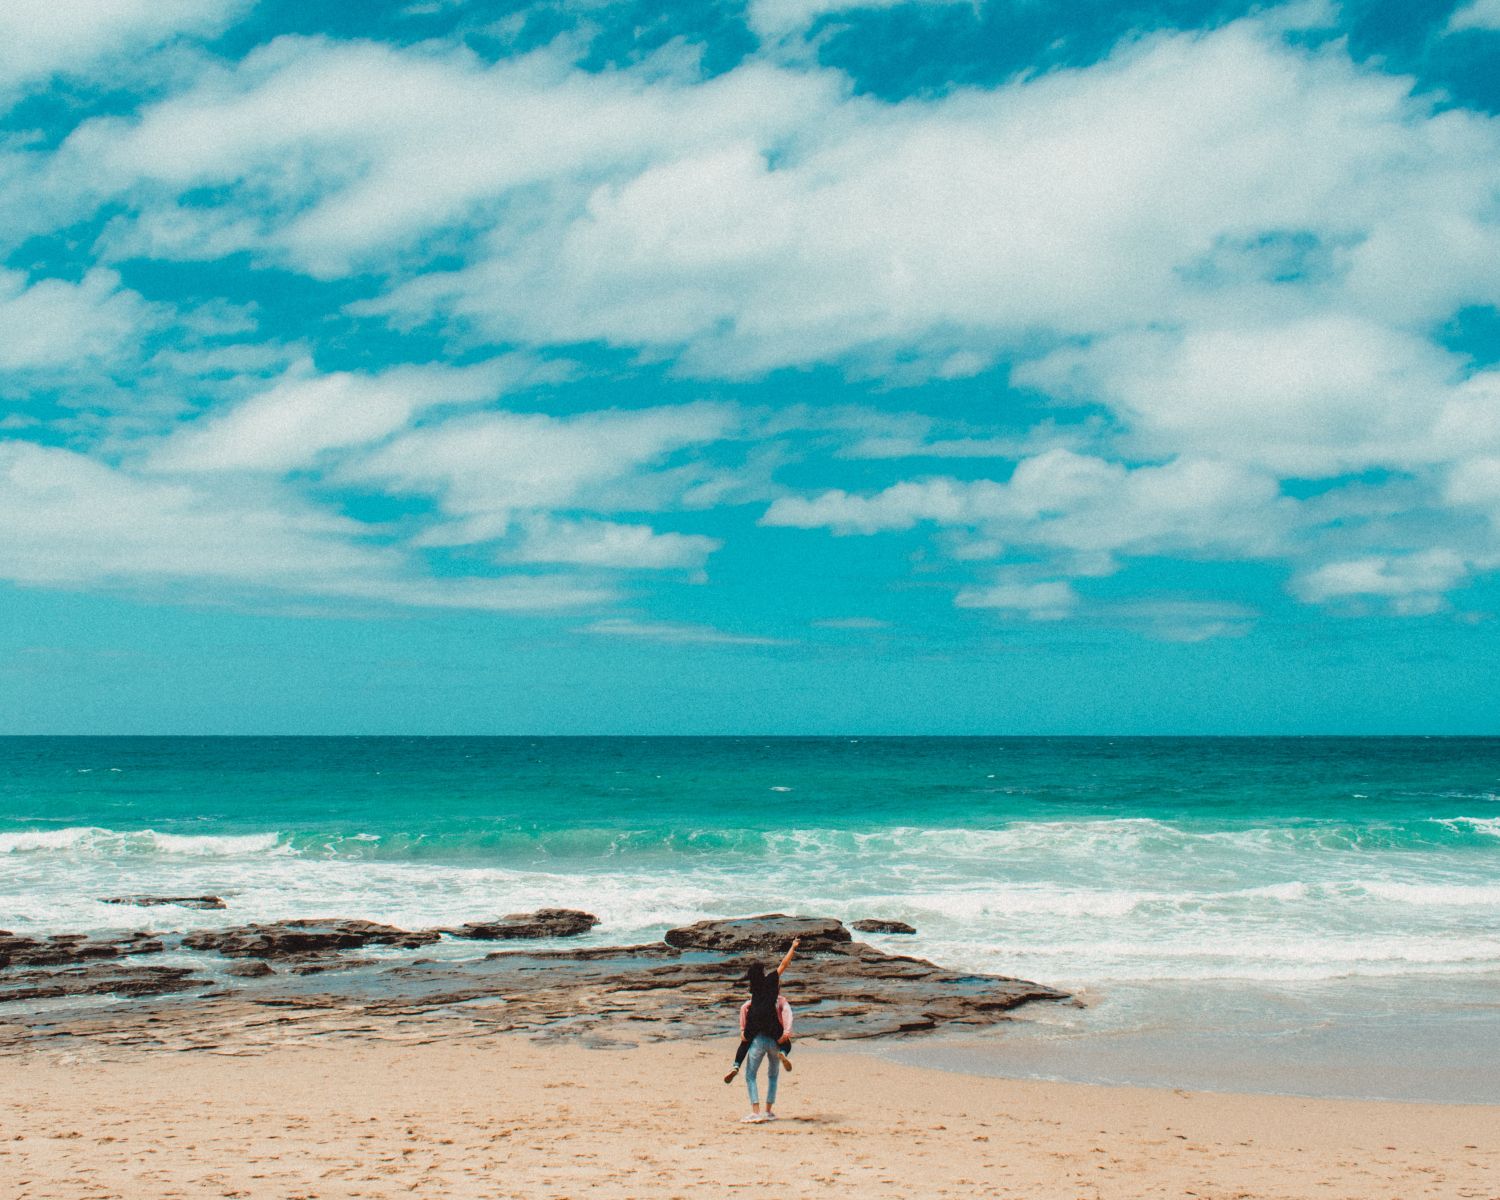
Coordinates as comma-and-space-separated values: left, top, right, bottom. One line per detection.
1430, 816, 1500, 839
3, 814, 1498, 863
1, 825, 1497, 988
0, 827, 282, 857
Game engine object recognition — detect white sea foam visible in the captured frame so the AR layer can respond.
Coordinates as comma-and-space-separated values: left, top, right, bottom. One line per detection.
0, 827, 101, 853
1351, 880, 1500, 906
6, 815, 1479, 862
0, 827, 281, 856
1432, 816, 1500, 838
3, 814, 1499, 994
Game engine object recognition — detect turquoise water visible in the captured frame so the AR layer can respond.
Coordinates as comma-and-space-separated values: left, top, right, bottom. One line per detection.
3, 737, 1498, 1098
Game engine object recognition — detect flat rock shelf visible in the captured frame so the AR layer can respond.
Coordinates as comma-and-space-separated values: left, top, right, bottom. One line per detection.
0, 914, 1069, 1057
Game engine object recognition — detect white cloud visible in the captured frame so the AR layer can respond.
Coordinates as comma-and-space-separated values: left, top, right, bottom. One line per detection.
1447, 0, 1500, 32
746, 0, 973, 40
1106, 598, 1258, 642
71, 38, 840, 278
146, 356, 553, 473
955, 578, 1079, 619
578, 617, 787, 645
345, 402, 740, 526
0, 440, 385, 587
1445, 456, 1500, 519
1015, 317, 1488, 477
1292, 549, 1475, 613
0, 0, 246, 101
763, 476, 994, 534
6, 4, 1499, 625
958, 581, 1258, 637
338, 16, 1500, 378
0, 269, 155, 372
50, 10, 1493, 383
508, 516, 721, 569
334, 574, 615, 612
837, 413, 1099, 461
762, 449, 1291, 558
0, 441, 609, 611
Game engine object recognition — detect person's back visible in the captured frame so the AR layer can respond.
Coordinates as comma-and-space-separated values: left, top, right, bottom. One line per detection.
745, 973, 782, 1039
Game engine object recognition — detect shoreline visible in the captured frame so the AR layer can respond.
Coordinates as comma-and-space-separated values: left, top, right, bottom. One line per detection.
9, 910, 1500, 1106
864, 975, 1500, 1107
862, 1031, 1500, 1109
6, 1035, 1495, 1200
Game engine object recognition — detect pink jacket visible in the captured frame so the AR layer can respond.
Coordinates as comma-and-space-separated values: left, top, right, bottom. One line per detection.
739, 995, 793, 1038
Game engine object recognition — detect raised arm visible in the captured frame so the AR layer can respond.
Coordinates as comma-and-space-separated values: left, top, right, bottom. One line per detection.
776, 936, 801, 976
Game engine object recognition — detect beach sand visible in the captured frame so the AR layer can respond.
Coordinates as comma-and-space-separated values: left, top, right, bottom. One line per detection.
3, 1036, 1494, 1199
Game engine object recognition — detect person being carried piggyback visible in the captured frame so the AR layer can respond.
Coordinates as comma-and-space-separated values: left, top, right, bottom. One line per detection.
725, 936, 799, 1123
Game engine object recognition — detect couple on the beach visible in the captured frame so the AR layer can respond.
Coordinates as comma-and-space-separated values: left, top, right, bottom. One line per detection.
724, 936, 799, 1123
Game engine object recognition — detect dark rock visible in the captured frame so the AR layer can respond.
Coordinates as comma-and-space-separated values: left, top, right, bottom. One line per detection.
0, 964, 206, 1004
181, 920, 440, 958
441, 908, 600, 940
102, 895, 227, 911
0, 931, 164, 970
225, 961, 274, 978
663, 914, 851, 954
851, 919, 917, 935
287, 957, 379, 976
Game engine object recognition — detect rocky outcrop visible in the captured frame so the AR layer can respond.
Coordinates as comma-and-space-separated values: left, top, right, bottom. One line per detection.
102, 895, 227, 910
0, 931, 164, 969
0, 964, 206, 1004
181, 920, 440, 958
177, 910, 602, 961
441, 909, 599, 940
663, 914, 851, 954
851, 919, 917, 935
0, 913, 1071, 1055
411, 937, 1068, 1043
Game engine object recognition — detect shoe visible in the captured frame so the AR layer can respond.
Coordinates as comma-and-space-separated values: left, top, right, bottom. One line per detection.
764, 1111, 779, 1121
778, 1053, 793, 1071
724, 1066, 739, 1084
739, 1112, 765, 1123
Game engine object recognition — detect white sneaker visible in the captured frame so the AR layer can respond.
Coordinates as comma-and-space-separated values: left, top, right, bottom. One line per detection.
739, 1112, 765, 1123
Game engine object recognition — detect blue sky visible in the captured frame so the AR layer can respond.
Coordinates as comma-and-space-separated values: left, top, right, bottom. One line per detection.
1, 0, 1498, 733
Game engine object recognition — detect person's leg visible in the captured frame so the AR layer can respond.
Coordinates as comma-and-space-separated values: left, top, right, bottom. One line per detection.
764, 1036, 781, 1115
725, 1036, 751, 1083
743, 1035, 766, 1117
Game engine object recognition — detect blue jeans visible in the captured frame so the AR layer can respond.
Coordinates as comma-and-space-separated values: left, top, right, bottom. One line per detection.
744, 1034, 781, 1106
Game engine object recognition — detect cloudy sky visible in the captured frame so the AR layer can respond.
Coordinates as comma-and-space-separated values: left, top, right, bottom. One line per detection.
2, 0, 1498, 733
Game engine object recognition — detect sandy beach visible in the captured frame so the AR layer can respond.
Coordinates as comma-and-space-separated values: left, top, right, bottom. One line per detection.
4, 1035, 1495, 1200
3, 912, 1497, 1198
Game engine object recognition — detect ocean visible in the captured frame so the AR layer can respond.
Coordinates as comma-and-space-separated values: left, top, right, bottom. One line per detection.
3, 736, 1498, 1101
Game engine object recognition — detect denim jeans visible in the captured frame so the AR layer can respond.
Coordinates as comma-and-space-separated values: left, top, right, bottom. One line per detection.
744, 1033, 781, 1106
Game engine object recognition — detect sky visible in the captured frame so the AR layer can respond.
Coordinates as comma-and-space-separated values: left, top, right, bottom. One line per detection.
1, 0, 1498, 734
